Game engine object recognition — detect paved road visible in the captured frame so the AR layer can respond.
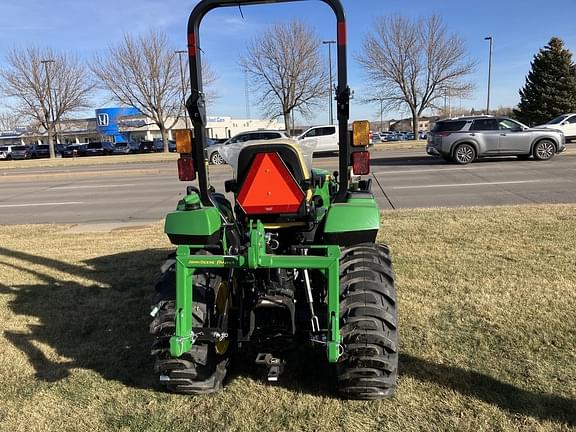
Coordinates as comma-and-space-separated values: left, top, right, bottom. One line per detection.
1, 148, 575, 224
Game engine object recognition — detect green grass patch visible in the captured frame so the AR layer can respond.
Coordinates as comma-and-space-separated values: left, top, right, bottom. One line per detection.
0, 205, 574, 431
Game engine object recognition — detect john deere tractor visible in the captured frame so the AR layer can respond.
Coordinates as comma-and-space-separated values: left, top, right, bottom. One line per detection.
149, 0, 398, 400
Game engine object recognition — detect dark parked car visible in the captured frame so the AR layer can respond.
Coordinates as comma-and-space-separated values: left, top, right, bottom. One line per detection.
153, 140, 176, 152
35, 144, 51, 158
55, 143, 67, 156
206, 137, 221, 147
84, 142, 115, 156
139, 140, 155, 153
427, 116, 566, 164
9, 143, 65, 159
113, 142, 140, 154
61, 143, 88, 157
11, 144, 38, 160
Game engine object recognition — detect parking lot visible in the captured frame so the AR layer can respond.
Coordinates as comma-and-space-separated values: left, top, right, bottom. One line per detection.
1, 146, 575, 225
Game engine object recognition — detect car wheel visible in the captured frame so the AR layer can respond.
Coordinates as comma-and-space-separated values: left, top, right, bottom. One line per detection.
533, 140, 555, 161
210, 151, 225, 165
453, 143, 476, 165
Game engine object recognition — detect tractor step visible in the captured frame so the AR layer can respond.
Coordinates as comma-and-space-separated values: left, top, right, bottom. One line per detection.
255, 353, 285, 382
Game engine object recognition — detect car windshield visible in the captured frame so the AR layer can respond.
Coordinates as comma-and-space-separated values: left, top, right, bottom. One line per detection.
498, 119, 522, 130
0, 146, 8, 151
12, 145, 28, 151
546, 115, 569, 125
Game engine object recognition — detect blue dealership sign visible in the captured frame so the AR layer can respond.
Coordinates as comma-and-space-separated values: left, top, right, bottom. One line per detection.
95, 107, 141, 143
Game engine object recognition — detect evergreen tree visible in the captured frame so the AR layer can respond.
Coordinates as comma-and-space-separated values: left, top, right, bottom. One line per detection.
514, 37, 576, 125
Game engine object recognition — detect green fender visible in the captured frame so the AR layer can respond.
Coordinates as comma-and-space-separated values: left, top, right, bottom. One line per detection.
323, 196, 380, 245
164, 193, 222, 245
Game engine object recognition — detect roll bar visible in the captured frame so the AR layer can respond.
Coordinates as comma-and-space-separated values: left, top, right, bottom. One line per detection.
187, 0, 350, 205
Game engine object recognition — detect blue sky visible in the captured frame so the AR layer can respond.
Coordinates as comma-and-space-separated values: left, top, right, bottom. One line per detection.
1, 0, 576, 124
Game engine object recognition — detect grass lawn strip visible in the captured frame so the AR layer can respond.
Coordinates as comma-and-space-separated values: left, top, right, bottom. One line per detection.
0, 205, 574, 431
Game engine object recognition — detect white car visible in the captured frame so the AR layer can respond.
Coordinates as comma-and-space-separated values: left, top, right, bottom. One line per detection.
207, 130, 289, 165
537, 114, 576, 141
298, 125, 339, 153
0, 145, 14, 160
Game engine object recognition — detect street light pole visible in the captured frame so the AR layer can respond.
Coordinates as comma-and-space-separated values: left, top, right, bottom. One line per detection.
175, 50, 189, 129
322, 40, 336, 125
40, 59, 55, 158
484, 36, 493, 115
380, 99, 383, 132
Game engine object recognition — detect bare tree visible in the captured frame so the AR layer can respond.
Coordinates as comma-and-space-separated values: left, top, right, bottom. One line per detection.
358, 15, 476, 135
92, 31, 217, 152
240, 20, 327, 134
0, 111, 22, 131
0, 47, 94, 157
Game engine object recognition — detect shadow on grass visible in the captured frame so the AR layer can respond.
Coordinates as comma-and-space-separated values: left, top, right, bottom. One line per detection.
401, 354, 575, 427
0, 246, 170, 390
1, 246, 574, 426
0, 246, 335, 398
227, 343, 337, 398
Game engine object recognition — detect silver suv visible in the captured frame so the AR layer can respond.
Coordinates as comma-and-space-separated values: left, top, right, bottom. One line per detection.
427, 116, 566, 164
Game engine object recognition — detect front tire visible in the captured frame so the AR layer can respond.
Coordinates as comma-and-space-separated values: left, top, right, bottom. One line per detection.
453, 143, 476, 164
533, 140, 556, 161
337, 243, 398, 400
150, 252, 229, 394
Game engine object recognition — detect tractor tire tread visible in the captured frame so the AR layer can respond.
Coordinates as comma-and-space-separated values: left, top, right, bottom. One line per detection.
338, 243, 398, 400
150, 255, 228, 395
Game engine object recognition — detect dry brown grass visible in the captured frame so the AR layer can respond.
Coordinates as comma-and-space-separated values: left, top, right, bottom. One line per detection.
372, 140, 427, 151
0, 205, 575, 431
0, 152, 179, 170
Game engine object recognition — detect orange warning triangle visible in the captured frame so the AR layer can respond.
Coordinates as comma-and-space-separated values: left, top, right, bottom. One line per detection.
237, 152, 305, 215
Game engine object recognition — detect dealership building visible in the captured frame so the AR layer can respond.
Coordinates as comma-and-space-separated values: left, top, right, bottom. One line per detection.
0, 107, 284, 145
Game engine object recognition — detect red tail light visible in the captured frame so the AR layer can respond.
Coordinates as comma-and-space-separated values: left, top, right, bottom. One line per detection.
177, 156, 196, 181
352, 151, 370, 175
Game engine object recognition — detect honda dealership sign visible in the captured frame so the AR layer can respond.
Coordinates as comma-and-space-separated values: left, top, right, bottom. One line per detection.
95, 107, 140, 143
97, 113, 110, 127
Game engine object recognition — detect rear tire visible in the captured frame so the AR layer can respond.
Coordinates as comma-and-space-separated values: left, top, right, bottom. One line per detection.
337, 243, 398, 400
453, 143, 476, 164
150, 252, 229, 394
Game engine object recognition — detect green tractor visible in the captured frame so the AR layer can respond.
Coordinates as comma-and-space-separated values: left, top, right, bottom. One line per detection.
149, 0, 398, 400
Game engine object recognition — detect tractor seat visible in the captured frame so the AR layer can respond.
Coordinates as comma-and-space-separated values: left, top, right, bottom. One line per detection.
232, 140, 312, 223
